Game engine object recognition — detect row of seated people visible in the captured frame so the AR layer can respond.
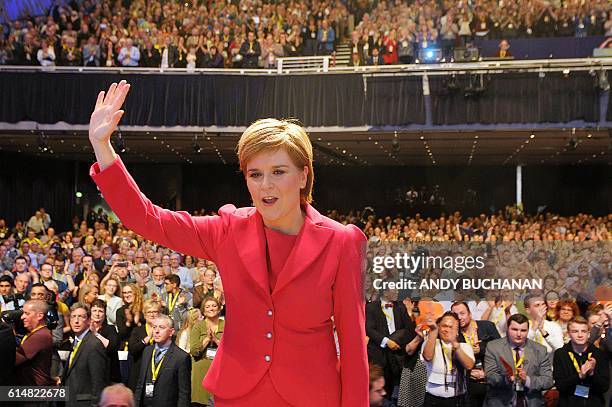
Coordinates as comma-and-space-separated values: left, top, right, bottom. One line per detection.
2, 0, 611, 67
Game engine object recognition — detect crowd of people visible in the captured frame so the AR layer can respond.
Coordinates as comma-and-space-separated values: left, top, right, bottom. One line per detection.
1, 0, 611, 68
0, 203, 610, 406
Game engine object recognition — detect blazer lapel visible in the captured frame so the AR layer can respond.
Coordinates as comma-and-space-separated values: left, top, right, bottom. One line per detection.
67, 331, 91, 377
155, 344, 175, 382
233, 208, 270, 296
272, 205, 334, 296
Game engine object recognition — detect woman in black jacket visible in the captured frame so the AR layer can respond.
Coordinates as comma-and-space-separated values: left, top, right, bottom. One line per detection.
90, 299, 121, 383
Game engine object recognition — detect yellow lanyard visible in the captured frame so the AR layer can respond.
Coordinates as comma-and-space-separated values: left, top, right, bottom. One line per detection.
69, 337, 84, 368
21, 325, 45, 345
568, 352, 592, 374
151, 348, 167, 382
513, 347, 525, 369
440, 340, 453, 371
462, 321, 478, 345
145, 324, 153, 344
168, 291, 180, 313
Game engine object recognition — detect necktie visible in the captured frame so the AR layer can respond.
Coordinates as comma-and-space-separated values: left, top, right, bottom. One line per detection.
514, 347, 526, 407
155, 348, 165, 364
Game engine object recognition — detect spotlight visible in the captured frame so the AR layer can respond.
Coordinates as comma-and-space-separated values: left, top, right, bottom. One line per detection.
418, 48, 442, 63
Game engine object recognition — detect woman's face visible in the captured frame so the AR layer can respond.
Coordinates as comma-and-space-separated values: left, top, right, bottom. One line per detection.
558, 304, 574, 322
105, 279, 118, 296
85, 287, 99, 304
91, 305, 106, 323
203, 300, 220, 319
122, 286, 134, 304
245, 148, 307, 231
203, 269, 216, 284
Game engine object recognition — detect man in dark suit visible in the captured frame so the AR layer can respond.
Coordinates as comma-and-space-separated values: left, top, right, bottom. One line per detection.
134, 314, 190, 407
452, 301, 501, 407
366, 287, 413, 399
553, 316, 609, 407
484, 313, 553, 407
63, 302, 109, 407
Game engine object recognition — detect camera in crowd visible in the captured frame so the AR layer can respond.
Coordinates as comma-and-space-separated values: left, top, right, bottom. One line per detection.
1, 286, 59, 331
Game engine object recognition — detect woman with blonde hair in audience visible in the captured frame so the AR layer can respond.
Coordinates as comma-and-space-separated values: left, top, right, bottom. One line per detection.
191, 296, 224, 406
98, 275, 124, 327
115, 282, 144, 343
555, 299, 580, 343
78, 283, 99, 306
176, 307, 201, 353
127, 299, 161, 390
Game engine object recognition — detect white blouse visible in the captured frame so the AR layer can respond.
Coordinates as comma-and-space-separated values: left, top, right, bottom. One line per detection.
420, 339, 474, 398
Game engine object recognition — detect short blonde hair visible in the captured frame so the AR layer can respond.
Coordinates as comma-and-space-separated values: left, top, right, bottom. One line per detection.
237, 118, 314, 205
143, 298, 162, 314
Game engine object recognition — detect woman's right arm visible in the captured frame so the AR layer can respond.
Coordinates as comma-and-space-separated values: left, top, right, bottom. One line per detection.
88, 81, 226, 260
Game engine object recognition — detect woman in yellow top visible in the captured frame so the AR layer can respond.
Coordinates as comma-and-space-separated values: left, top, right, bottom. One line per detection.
191, 296, 224, 406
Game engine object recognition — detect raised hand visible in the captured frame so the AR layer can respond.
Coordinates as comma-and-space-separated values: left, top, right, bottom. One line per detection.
89, 80, 130, 145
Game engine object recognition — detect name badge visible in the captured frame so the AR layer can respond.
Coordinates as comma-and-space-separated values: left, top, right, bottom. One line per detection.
206, 348, 217, 360
574, 385, 589, 398
145, 382, 154, 398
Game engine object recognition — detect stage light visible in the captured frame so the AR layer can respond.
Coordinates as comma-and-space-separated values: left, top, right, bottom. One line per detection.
418, 48, 442, 63
75, 192, 83, 198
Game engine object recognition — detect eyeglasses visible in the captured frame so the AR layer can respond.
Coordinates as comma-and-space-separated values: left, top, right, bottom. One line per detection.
145, 311, 160, 315
70, 314, 88, 320
122, 291, 133, 295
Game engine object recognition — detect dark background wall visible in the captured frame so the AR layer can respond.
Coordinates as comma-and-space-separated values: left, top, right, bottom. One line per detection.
1, 153, 609, 231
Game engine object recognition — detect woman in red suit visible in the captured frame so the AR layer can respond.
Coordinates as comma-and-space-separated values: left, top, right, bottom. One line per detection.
87, 80, 368, 406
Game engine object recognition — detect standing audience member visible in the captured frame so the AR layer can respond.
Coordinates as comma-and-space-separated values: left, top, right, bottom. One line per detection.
484, 314, 553, 407
134, 314, 191, 407
63, 302, 109, 406
553, 316, 610, 406
15, 300, 53, 386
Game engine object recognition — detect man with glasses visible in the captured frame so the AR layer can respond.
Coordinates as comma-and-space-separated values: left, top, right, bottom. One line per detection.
62, 302, 109, 407
144, 267, 165, 301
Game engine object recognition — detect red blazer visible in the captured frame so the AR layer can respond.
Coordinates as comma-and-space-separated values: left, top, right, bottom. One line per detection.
90, 157, 369, 406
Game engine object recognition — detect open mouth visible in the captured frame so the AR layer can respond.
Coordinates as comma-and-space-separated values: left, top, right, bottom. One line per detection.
262, 196, 278, 205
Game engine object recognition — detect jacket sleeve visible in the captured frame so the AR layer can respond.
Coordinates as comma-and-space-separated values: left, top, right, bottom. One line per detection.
89, 340, 109, 406
190, 321, 206, 359
484, 342, 511, 388
90, 156, 229, 261
365, 303, 386, 346
527, 347, 553, 391
333, 224, 368, 407
128, 326, 146, 356
177, 353, 192, 407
